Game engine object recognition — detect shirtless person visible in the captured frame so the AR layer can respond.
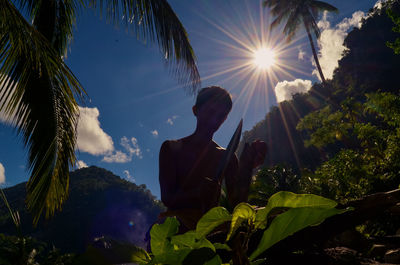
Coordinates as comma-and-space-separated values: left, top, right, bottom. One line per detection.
159, 86, 267, 231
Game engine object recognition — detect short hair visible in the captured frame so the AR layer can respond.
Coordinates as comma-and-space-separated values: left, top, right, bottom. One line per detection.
195, 86, 232, 113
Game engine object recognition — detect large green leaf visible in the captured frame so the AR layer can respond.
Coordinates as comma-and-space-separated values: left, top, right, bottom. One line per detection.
171, 231, 197, 248
204, 254, 222, 265
131, 247, 151, 265
250, 207, 349, 260
182, 247, 216, 265
226, 203, 255, 241
213, 243, 231, 251
196, 207, 231, 239
255, 192, 337, 229
171, 231, 215, 251
150, 217, 179, 256
152, 249, 191, 265
251, 259, 267, 265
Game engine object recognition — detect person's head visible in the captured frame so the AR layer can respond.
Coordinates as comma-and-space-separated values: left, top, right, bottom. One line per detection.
193, 86, 232, 133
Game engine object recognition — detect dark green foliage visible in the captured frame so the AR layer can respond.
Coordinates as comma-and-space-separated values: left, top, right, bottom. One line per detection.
387, 8, 400, 54
298, 93, 400, 203
0, 166, 165, 253
128, 192, 349, 265
249, 165, 301, 206
0, 233, 74, 265
241, 0, 400, 240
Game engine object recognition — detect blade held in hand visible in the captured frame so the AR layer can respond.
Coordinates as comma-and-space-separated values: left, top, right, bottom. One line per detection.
214, 119, 243, 182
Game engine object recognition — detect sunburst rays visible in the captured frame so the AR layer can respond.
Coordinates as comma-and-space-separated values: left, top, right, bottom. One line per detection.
193, 0, 310, 117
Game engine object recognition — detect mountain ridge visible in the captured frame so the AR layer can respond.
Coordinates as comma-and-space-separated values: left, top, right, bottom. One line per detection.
0, 166, 164, 253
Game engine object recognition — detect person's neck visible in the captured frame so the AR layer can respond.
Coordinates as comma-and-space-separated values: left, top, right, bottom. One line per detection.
192, 126, 214, 144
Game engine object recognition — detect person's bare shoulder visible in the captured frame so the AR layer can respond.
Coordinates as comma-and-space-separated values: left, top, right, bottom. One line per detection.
160, 139, 184, 155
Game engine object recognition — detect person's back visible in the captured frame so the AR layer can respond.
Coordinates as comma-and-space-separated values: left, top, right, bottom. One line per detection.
159, 86, 266, 231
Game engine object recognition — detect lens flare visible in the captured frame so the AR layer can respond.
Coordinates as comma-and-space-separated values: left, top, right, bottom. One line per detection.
253, 48, 276, 69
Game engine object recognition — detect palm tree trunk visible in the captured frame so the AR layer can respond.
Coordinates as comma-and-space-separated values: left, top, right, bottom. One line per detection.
304, 22, 326, 83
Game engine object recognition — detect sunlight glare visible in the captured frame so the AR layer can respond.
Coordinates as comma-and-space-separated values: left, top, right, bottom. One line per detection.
253, 48, 276, 70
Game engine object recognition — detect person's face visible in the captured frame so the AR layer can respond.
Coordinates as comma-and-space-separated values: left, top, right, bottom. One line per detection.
193, 101, 229, 133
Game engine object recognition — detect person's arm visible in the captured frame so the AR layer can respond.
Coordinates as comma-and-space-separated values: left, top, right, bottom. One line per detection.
226, 141, 267, 207
159, 140, 178, 208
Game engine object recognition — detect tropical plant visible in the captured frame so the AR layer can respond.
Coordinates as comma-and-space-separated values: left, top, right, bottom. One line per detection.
0, 0, 200, 224
387, 7, 400, 54
248, 165, 301, 206
264, 0, 338, 83
128, 191, 350, 265
0, 188, 73, 265
297, 92, 400, 203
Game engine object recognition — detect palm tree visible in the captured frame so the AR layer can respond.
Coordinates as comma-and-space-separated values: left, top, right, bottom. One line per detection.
264, 0, 338, 83
0, 0, 200, 224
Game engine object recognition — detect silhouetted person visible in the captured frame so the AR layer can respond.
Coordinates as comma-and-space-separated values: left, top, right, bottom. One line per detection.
159, 86, 267, 231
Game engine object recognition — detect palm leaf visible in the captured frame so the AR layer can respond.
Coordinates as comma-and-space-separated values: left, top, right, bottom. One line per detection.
0, 0, 84, 224
14, 0, 81, 57
270, 11, 290, 29
283, 7, 303, 41
87, 0, 200, 93
264, 0, 337, 41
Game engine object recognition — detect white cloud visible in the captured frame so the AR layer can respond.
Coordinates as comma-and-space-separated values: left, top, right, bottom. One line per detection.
166, 115, 179, 125
313, 10, 366, 80
274, 79, 312, 103
298, 48, 306, 60
1, 95, 115, 157
102, 136, 142, 163
0, 163, 5, 184
374, 0, 387, 9
123, 170, 136, 183
120, 136, 142, 158
77, 107, 114, 155
151, 130, 158, 137
76, 160, 88, 169
103, 150, 130, 163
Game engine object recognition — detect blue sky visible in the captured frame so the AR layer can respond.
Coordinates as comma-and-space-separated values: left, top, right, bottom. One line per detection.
0, 0, 381, 199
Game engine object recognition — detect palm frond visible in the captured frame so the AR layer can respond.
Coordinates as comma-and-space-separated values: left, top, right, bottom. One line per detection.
14, 0, 81, 57
264, 0, 337, 42
87, 0, 200, 93
0, 0, 84, 224
283, 7, 303, 41
270, 10, 290, 29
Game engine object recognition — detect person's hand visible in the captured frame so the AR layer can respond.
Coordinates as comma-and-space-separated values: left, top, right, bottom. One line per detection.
240, 140, 267, 169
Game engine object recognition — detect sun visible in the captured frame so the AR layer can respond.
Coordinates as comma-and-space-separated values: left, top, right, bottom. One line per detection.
252, 47, 276, 70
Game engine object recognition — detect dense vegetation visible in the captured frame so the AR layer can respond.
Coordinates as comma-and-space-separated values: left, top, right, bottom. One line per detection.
0, 166, 164, 253
241, 0, 400, 260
